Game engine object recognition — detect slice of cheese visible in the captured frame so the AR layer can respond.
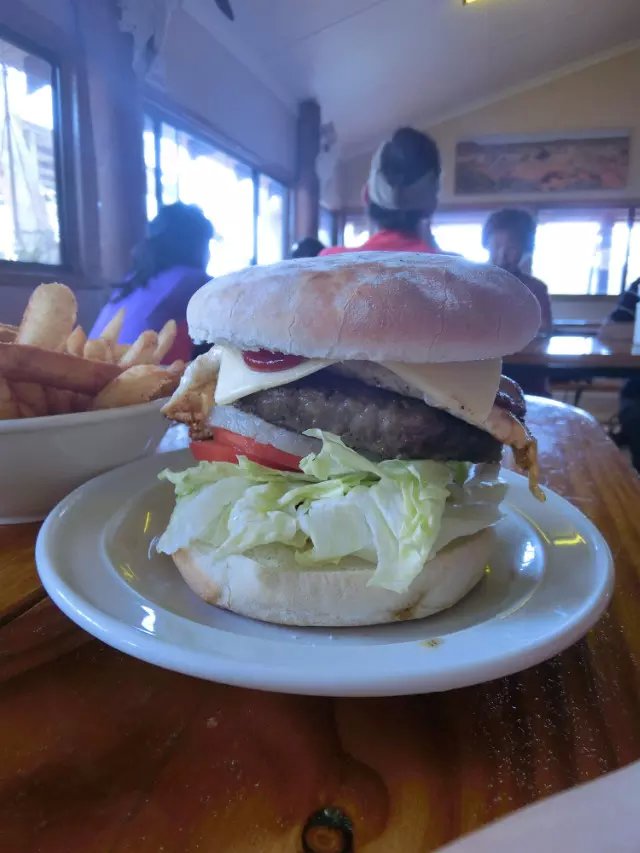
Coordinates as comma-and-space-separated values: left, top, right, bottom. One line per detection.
214, 346, 336, 405
214, 345, 501, 428
385, 359, 502, 426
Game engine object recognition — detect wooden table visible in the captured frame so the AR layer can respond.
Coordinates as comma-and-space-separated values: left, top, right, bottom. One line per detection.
1, 398, 640, 852
505, 335, 640, 378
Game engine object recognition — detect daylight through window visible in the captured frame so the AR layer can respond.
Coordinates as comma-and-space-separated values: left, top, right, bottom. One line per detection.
0, 35, 61, 265
144, 115, 289, 277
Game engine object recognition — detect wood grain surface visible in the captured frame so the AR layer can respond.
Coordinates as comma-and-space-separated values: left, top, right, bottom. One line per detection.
1, 398, 639, 852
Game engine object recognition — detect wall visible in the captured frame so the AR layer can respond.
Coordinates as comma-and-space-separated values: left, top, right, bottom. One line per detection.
20, 0, 74, 29
18, 0, 296, 183
1, 0, 146, 328
1, 0, 297, 329
340, 48, 640, 208
338, 48, 640, 322
157, 9, 296, 183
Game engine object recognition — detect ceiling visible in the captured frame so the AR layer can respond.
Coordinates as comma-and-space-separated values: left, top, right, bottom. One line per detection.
186, 0, 640, 157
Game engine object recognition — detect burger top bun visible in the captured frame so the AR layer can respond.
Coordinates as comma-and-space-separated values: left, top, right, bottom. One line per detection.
187, 252, 541, 364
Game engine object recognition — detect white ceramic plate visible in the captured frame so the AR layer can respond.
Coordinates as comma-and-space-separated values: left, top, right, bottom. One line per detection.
36, 451, 613, 697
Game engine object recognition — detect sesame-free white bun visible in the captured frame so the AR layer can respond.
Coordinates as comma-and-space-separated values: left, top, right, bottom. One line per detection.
171, 528, 495, 627
187, 252, 541, 363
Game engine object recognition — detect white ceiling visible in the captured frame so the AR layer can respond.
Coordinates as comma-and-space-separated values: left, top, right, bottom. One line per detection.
186, 0, 640, 157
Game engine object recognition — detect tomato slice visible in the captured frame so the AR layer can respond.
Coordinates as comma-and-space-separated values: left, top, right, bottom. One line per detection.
190, 429, 302, 472
242, 349, 306, 372
190, 441, 239, 464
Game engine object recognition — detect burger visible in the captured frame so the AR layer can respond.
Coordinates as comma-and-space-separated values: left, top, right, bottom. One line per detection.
157, 252, 543, 627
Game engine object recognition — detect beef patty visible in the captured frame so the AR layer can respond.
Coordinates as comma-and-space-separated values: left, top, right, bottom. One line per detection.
235, 371, 503, 462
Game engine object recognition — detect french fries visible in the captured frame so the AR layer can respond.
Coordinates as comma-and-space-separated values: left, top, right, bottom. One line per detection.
155, 320, 177, 363
92, 362, 185, 410
0, 378, 20, 419
11, 382, 48, 417
0, 283, 185, 419
99, 307, 125, 345
15, 283, 77, 350
65, 325, 87, 358
83, 338, 112, 362
118, 330, 158, 368
0, 324, 18, 344
44, 387, 75, 416
111, 343, 130, 361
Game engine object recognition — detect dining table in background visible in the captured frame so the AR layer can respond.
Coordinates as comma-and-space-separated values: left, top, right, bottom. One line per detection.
551, 320, 603, 337
505, 334, 640, 378
1, 397, 640, 852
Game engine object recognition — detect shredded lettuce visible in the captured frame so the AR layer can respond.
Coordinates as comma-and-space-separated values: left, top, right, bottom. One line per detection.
157, 431, 505, 593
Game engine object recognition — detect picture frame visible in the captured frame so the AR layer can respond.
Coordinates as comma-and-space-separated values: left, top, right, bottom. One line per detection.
455, 133, 630, 195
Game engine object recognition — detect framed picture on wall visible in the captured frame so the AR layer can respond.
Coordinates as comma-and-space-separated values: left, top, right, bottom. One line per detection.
454, 133, 630, 195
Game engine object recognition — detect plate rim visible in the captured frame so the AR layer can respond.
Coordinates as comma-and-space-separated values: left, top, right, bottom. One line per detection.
35, 451, 614, 697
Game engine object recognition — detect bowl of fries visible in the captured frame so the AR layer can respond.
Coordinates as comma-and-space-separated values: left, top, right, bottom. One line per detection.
0, 283, 186, 522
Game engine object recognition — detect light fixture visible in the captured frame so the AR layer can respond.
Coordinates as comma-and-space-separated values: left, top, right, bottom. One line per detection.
462, 0, 478, 5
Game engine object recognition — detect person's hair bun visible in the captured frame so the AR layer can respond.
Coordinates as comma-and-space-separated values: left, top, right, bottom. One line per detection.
380, 128, 441, 188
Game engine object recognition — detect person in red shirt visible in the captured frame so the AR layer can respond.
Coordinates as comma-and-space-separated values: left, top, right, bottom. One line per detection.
322, 127, 441, 256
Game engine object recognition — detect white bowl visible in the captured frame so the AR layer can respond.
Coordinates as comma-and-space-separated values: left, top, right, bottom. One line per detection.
0, 399, 169, 523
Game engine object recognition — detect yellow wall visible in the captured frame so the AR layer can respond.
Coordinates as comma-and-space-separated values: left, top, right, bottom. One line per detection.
340, 48, 640, 208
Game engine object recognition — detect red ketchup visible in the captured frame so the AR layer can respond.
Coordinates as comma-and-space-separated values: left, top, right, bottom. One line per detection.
242, 349, 307, 372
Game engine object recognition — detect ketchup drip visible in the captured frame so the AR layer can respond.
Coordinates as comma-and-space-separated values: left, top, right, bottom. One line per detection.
242, 349, 307, 372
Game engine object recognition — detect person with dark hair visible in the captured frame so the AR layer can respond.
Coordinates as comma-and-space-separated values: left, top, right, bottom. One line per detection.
600, 277, 640, 472
322, 127, 441, 255
291, 237, 325, 259
91, 202, 214, 362
482, 208, 553, 335
604, 277, 640, 326
482, 209, 552, 396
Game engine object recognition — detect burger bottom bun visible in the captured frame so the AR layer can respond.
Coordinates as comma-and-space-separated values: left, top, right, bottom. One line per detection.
171, 528, 496, 627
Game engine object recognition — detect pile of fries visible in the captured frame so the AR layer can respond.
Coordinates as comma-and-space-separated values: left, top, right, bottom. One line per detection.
0, 283, 185, 419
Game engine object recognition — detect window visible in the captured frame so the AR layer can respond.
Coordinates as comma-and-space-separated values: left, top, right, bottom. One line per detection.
532, 216, 603, 296
532, 209, 640, 296
144, 114, 288, 276
142, 115, 158, 221
611, 216, 640, 290
431, 205, 639, 296
432, 215, 489, 263
343, 213, 369, 248
0, 34, 61, 265
319, 206, 335, 248
257, 174, 286, 265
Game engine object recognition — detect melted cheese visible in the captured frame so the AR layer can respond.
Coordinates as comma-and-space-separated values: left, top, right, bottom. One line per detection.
213, 345, 501, 428
214, 346, 336, 405
385, 359, 502, 426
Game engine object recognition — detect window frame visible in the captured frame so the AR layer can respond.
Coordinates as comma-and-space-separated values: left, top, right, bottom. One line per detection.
0, 21, 80, 279
319, 205, 338, 247
340, 209, 370, 249
257, 171, 291, 265
144, 101, 291, 270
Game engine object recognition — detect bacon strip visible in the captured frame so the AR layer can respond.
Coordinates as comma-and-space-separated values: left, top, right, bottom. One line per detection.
484, 405, 544, 501
161, 346, 221, 438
